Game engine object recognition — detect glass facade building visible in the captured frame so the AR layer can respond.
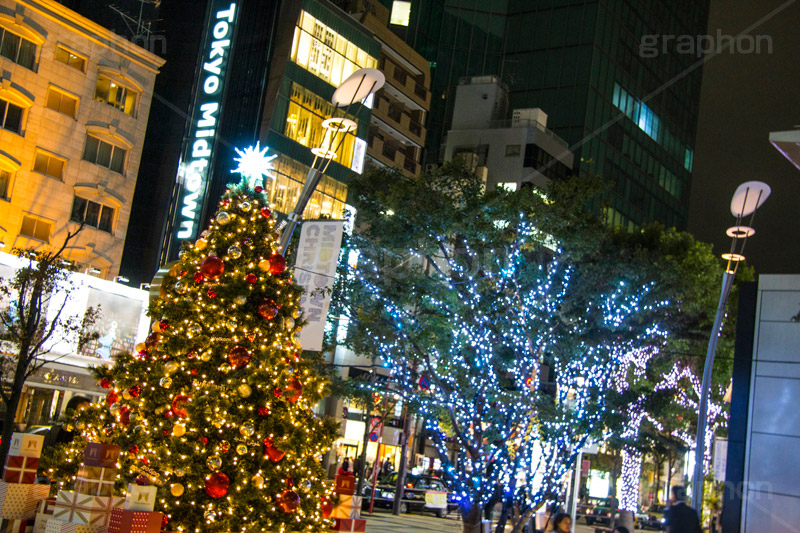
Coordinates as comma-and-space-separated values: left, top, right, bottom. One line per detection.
393, 0, 709, 230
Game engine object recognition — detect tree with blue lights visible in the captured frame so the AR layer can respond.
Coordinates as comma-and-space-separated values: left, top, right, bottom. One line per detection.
331, 163, 700, 533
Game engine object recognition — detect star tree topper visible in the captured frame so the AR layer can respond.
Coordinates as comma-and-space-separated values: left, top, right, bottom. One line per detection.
232, 142, 277, 189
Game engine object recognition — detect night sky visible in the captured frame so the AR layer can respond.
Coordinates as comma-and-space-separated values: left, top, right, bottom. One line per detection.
689, 0, 800, 274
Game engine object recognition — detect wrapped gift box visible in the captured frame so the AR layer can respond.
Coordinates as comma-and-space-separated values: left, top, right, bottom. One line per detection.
82, 446, 119, 469
3, 457, 39, 484
0, 518, 30, 533
44, 518, 106, 533
122, 486, 155, 513
52, 493, 122, 527
74, 467, 115, 498
0, 482, 49, 520
330, 518, 366, 532
330, 495, 361, 520
8, 435, 43, 460
333, 475, 355, 496
32, 499, 56, 533
107, 509, 161, 533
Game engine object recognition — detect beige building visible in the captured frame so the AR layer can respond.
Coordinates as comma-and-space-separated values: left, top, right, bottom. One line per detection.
340, 0, 430, 178
0, 0, 163, 279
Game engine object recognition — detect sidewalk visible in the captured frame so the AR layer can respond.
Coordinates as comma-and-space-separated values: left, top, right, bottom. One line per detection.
362, 510, 463, 532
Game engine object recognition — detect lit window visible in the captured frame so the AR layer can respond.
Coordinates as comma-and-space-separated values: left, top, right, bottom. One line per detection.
0, 28, 36, 70
19, 215, 51, 242
497, 182, 518, 191
54, 46, 85, 71
33, 151, 65, 179
0, 169, 11, 200
45, 87, 78, 118
290, 11, 377, 86
684, 148, 694, 171
70, 196, 115, 233
0, 98, 23, 134
94, 75, 137, 116
82, 135, 126, 174
390, 1, 411, 26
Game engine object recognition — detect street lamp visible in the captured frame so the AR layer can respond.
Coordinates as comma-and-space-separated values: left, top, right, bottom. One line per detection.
690, 181, 770, 512
277, 68, 384, 255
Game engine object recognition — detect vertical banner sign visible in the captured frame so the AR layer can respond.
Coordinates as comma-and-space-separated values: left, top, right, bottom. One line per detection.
166, 1, 239, 260
713, 438, 727, 482
294, 220, 344, 351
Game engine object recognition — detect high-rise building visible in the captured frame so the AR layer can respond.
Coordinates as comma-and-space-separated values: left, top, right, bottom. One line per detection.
393, 0, 710, 230
0, 0, 164, 279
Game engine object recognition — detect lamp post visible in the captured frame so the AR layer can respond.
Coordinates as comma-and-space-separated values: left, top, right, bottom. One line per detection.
690, 181, 770, 513
277, 68, 384, 255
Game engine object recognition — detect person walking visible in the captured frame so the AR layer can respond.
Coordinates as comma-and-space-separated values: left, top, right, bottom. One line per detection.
664, 486, 702, 533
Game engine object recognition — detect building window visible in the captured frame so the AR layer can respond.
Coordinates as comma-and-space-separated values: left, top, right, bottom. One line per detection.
19, 215, 51, 242
94, 75, 137, 116
284, 82, 357, 168
390, 1, 411, 26
505, 144, 521, 157
0, 98, 23, 134
0, 170, 10, 200
290, 11, 377, 86
33, 151, 65, 179
0, 28, 36, 70
497, 182, 518, 192
266, 155, 347, 220
82, 135, 126, 174
45, 87, 78, 118
54, 46, 85, 71
70, 196, 114, 233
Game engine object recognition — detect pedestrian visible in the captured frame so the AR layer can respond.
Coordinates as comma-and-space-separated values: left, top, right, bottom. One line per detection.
338, 457, 353, 476
381, 457, 393, 476
664, 486, 702, 533
549, 512, 571, 533
613, 527, 630, 533
353, 455, 362, 477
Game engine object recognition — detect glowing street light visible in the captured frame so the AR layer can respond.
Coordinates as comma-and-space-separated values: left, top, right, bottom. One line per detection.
690, 181, 770, 512
277, 68, 384, 255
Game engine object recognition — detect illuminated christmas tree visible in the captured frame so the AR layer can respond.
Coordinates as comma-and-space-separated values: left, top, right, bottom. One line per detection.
49, 144, 339, 532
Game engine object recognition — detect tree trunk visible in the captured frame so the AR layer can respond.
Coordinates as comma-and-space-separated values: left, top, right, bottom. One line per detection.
617, 510, 636, 532
462, 500, 484, 533
392, 410, 412, 515
609, 449, 621, 529
654, 454, 663, 503
0, 345, 31, 465
355, 402, 372, 495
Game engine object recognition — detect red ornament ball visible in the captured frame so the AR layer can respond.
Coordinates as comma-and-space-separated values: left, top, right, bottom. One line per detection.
266, 445, 286, 463
263, 436, 274, 447
257, 406, 270, 417
172, 394, 191, 418
137, 350, 150, 361
205, 472, 230, 499
277, 489, 300, 513
144, 333, 160, 349
254, 185, 263, 193
245, 273, 258, 285
267, 253, 286, 275
106, 390, 119, 405
273, 387, 283, 398
193, 272, 205, 283
207, 287, 218, 298
257, 299, 278, 320
128, 385, 141, 398
200, 256, 225, 280
120, 406, 131, 426
321, 497, 333, 518
100, 377, 112, 389
128, 445, 139, 455
159, 320, 170, 331
135, 475, 150, 486
198, 436, 209, 446
163, 429, 170, 436
260, 207, 271, 218
191, 368, 198, 375
227, 345, 251, 369
286, 378, 303, 403
161, 515, 169, 528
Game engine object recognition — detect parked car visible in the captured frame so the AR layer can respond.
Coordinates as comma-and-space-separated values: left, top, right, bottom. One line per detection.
584, 497, 614, 526
641, 503, 667, 530
362, 473, 459, 517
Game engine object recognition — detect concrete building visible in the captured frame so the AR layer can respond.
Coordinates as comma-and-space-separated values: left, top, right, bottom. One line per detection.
444, 75, 573, 191
0, 0, 163, 279
336, 0, 430, 178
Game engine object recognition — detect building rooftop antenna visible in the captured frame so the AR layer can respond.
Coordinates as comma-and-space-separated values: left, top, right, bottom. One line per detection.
108, 0, 161, 42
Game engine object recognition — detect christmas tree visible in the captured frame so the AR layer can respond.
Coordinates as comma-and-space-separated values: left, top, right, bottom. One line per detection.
48, 145, 339, 532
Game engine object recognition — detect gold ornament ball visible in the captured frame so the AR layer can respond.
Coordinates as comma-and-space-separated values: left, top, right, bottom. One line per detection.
291, 308, 301, 319
251, 474, 265, 488
195, 238, 207, 251
164, 361, 179, 373
175, 468, 186, 477
152, 322, 161, 333
170, 483, 185, 496
200, 351, 211, 362
236, 444, 248, 455
159, 377, 173, 388
75, 421, 85, 431
212, 418, 224, 428
238, 384, 252, 397
122, 390, 132, 400
239, 424, 255, 437
135, 342, 146, 352
257, 260, 270, 272
206, 455, 222, 470
204, 511, 216, 522
173, 423, 186, 437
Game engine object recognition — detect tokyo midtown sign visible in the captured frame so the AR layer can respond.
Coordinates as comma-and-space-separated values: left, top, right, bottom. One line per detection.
170, 2, 238, 250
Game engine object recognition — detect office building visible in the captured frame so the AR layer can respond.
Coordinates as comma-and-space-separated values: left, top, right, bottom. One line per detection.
393, 0, 710, 230
444, 75, 573, 191
0, 0, 163, 279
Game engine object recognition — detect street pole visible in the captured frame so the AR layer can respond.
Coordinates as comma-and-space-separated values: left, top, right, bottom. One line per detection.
392, 407, 413, 515
278, 167, 323, 256
569, 451, 583, 527
356, 401, 373, 495
690, 271, 735, 512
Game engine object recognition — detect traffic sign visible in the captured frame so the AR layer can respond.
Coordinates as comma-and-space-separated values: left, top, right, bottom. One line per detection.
369, 432, 379, 442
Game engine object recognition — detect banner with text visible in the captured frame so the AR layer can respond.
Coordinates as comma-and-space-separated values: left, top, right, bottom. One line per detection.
294, 220, 344, 351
